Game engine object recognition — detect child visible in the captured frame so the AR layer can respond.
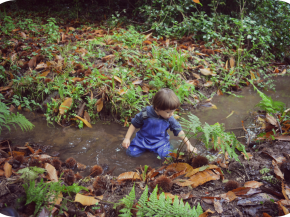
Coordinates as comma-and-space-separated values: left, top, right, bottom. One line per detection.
122, 88, 197, 158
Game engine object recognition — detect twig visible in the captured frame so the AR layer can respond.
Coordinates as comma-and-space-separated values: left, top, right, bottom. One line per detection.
7, 140, 13, 158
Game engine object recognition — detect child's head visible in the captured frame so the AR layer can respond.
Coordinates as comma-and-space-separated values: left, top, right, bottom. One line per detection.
152, 88, 180, 119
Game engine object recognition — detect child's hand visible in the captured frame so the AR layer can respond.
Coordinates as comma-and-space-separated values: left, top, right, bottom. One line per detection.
187, 144, 197, 153
122, 138, 130, 149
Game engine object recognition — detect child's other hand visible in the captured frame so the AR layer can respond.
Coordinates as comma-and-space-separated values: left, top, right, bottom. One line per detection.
122, 138, 130, 149
187, 145, 197, 153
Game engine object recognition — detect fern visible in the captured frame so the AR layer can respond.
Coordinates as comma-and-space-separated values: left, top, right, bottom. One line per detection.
23, 177, 88, 216
0, 102, 34, 134
250, 80, 285, 114
180, 114, 247, 162
17, 166, 46, 183
115, 185, 203, 217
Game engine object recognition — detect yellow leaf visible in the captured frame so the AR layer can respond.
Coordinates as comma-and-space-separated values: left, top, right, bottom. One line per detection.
39, 70, 50, 77
226, 111, 234, 119
230, 57, 235, 68
114, 76, 122, 83
45, 163, 58, 182
74, 193, 100, 206
118, 89, 127, 95
117, 172, 141, 182
189, 170, 220, 188
250, 71, 256, 80
69, 27, 75, 31
192, 0, 200, 3
59, 98, 73, 115
75, 115, 92, 128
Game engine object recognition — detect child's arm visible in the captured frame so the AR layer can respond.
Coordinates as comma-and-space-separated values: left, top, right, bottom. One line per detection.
178, 130, 197, 153
122, 124, 136, 149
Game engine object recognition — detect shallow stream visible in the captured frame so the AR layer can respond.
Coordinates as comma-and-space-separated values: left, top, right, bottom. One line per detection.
1, 76, 290, 175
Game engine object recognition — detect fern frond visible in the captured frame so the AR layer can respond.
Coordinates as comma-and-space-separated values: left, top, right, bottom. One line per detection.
0, 102, 34, 134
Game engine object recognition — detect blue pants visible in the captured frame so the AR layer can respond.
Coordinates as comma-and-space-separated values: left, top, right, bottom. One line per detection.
126, 144, 171, 158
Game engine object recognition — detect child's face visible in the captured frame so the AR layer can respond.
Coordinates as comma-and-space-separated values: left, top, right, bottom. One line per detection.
156, 109, 176, 119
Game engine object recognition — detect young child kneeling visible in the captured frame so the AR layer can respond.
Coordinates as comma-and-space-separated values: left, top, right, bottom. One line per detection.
122, 88, 197, 158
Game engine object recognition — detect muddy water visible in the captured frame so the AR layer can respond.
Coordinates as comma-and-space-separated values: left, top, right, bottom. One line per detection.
1, 76, 290, 175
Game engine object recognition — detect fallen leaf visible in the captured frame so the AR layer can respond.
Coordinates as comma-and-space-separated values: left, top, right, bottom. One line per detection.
192, 73, 201, 79
282, 181, 290, 200
75, 115, 92, 128
28, 56, 37, 69
49, 192, 63, 205
36, 62, 47, 70
192, 0, 200, 3
185, 165, 219, 177
4, 162, 12, 178
189, 170, 220, 188
39, 70, 50, 77
204, 81, 213, 87
244, 181, 263, 188
266, 113, 278, 127
96, 99, 103, 112
20, 32, 26, 39
142, 84, 150, 93
274, 135, 290, 141
241, 152, 253, 160
173, 179, 194, 187
200, 68, 214, 76
214, 199, 223, 214
167, 163, 193, 173
273, 161, 284, 180
278, 201, 289, 215
83, 111, 91, 123
132, 79, 143, 85
226, 111, 234, 119
113, 76, 122, 83
117, 172, 140, 182
187, 80, 199, 86
219, 191, 237, 202
230, 57, 235, 68
118, 89, 127, 95
102, 54, 115, 62
45, 163, 58, 182
0, 169, 4, 176
59, 98, 73, 115
199, 209, 215, 217
75, 193, 99, 206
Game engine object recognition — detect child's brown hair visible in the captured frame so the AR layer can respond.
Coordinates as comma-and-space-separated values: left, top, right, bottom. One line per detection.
152, 88, 180, 110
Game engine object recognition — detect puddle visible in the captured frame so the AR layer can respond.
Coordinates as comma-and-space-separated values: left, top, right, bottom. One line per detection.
1, 76, 290, 175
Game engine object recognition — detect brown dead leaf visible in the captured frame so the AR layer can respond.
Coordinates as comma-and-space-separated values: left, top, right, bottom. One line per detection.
214, 199, 223, 214
117, 172, 140, 182
77, 162, 87, 170
4, 162, 12, 178
75, 115, 92, 128
192, 0, 200, 3
39, 70, 50, 77
173, 179, 194, 187
273, 161, 284, 180
191, 73, 201, 79
199, 209, 215, 217
83, 111, 91, 123
266, 113, 278, 127
189, 170, 220, 188
185, 165, 219, 177
167, 163, 193, 173
20, 32, 26, 39
96, 99, 103, 112
102, 54, 115, 62
241, 152, 253, 160
59, 98, 73, 115
0, 169, 4, 176
74, 193, 99, 206
45, 163, 58, 182
187, 80, 199, 86
142, 84, 150, 93
36, 62, 47, 70
219, 191, 237, 202
282, 181, 290, 200
143, 40, 152, 45
200, 68, 213, 76
278, 201, 290, 215
28, 56, 37, 69
244, 181, 263, 188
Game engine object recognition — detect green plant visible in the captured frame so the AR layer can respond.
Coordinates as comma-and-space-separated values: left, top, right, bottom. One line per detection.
17, 166, 46, 183
0, 101, 34, 134
180, 114, 246, 162
23, 178, 88, 216
114, 184, 203, 217
43, 18, 60, 43
0, 16, 15, 35
260, 167, 270, 175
